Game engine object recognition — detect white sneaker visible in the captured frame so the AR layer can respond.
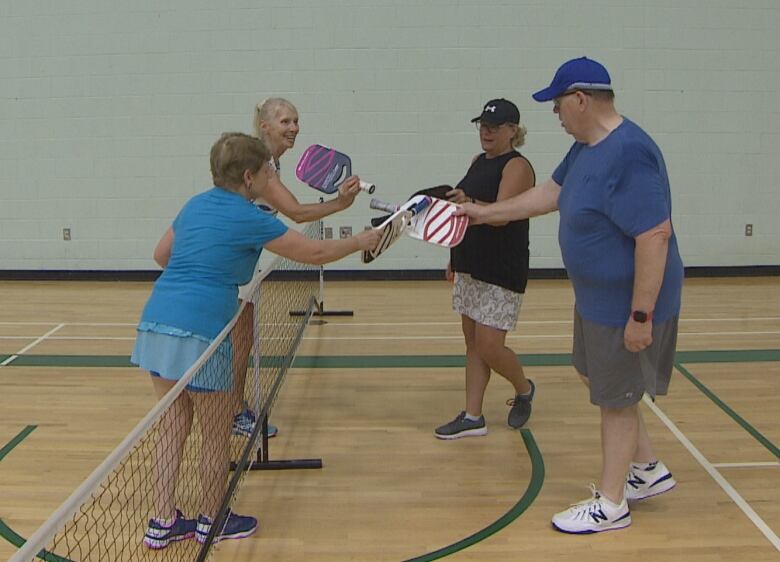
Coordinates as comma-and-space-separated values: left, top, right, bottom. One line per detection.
552, 484, 631, 534
625, 460, 676, 501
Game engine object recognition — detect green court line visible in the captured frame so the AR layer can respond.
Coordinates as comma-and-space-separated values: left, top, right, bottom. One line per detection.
9, 355, 135, 367
402, 429, 544, 562
3, 352, 778, 559
294, 353, 573, 369
0, 426, 75, 562
0, 426, 543, 562
675, 362, 780, 459
0, 520, 74, 562
0, 425, 36, 462
675, 349, 780, 363
5, 348, 779, 369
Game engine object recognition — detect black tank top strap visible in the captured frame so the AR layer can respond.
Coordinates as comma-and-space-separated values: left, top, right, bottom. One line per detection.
450, 150, 531, 293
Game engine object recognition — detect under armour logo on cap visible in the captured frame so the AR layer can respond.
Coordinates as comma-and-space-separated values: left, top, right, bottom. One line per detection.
470, 98, 520, 125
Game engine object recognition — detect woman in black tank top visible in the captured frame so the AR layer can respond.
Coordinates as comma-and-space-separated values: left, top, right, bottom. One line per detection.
435, 99, 537, 439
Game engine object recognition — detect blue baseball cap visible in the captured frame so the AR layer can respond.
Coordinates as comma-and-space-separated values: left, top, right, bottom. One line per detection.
532, 57, 612, 102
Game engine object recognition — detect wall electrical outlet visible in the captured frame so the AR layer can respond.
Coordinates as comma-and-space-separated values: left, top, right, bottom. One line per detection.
745, 224, 753, 237
339, 226, 352, 239
63, 228, 71, 241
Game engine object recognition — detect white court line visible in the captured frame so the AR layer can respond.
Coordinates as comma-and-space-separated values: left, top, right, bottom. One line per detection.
305, 317, 780, 327
682, 317, 780, 322
303, 334, 572, 341
301, 316, 780, 326
1, 317, 780, 328
0, 336, 136, 341
295, 330, 780, 341
712, 462, 780, 469
301, 331, 780, 339
644, 395, 780, 551
679, 330, 780, 336
0, 322, 62, 326
0, 322, 136, 326
0, 324, 66, 368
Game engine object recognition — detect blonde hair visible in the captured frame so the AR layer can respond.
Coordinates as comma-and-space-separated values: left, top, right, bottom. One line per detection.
510, 123, 527, 148
210, 132, 271, 189
253, 97, 298, 138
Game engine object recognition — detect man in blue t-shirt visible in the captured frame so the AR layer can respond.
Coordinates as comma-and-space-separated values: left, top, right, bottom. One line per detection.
458, 57, 684, 535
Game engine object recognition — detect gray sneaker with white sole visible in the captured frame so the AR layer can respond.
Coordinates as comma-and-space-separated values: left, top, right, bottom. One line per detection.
435, 411, 487, 440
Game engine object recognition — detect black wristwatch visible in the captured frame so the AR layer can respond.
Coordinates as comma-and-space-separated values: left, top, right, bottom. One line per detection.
631, 310, 652, 323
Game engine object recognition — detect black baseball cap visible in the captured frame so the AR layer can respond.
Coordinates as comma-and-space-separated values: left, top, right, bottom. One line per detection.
470, 98, 520, 125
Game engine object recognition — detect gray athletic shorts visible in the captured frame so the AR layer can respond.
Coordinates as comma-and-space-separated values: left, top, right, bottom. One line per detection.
572, 308, 679, 408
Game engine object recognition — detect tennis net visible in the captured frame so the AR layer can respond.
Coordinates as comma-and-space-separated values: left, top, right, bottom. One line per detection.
9, 220, 320, 562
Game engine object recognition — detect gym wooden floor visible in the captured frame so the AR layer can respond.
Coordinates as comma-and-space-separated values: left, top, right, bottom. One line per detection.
0, 278, 778, 561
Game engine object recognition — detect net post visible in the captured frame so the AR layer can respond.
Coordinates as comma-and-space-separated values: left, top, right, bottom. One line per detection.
290, 210, 353, 317
245, 413, 323, 470
244, 289, 323, 471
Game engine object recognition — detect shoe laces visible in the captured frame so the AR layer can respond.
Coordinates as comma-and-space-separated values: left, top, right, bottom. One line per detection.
568, 483, 603, 510
506, 393, 532, 407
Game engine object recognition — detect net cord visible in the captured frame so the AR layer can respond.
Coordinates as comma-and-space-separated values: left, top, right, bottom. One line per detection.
8, 253, 284, 562
195, 290, 316, 558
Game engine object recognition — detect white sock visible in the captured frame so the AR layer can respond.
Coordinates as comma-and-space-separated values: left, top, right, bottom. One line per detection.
599, 492, 625, 508
464, 412, 482, 421
153, 514, 177, 527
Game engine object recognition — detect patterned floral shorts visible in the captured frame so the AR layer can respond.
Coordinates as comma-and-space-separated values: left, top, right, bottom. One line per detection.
452, 273, 523, 331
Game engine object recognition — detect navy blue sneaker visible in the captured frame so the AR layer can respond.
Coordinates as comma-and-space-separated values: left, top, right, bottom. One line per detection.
196, 510, 258, 544
143, 508, 196, 549
232, 408, 278, 438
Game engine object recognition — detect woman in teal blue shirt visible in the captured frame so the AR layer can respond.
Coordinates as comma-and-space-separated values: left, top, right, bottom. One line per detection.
133, 132, 379, 549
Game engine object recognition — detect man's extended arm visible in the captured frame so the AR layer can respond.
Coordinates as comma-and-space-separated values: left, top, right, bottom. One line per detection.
457, 178, 561, 224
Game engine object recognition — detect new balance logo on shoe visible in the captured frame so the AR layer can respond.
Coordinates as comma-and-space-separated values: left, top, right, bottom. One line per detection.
590, 508, 609, 523
625, 460, 677, 501
551, 485, 631, 534
627, 473, 646, 489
